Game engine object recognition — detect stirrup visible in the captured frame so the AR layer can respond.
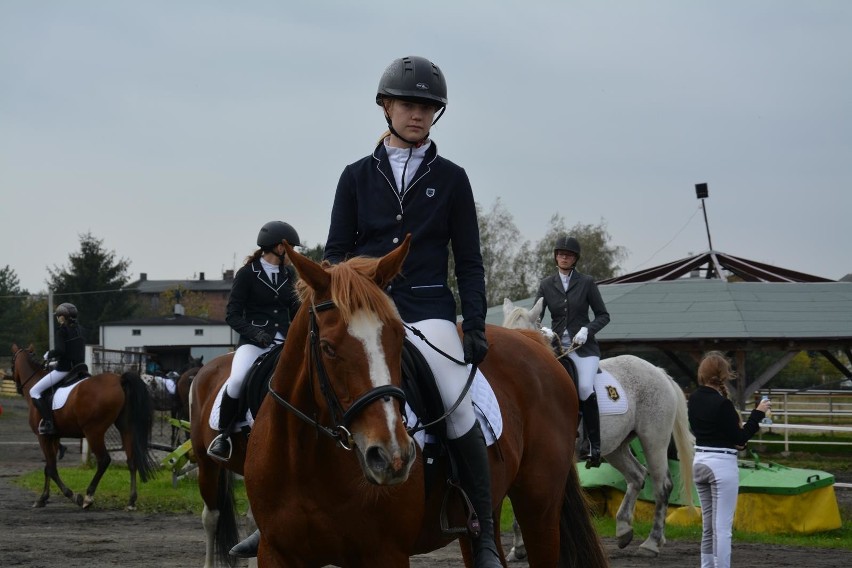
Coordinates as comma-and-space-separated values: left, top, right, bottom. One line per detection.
230, 528, 261, 558
207, 433, 232, 462
38, 420, 57, 436
584, 448, 602, 469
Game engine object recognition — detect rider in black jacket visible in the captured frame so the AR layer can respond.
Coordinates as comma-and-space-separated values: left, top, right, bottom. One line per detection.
30, 303, 85, 435
207, 221, 301, 463
535, 235, 610, 467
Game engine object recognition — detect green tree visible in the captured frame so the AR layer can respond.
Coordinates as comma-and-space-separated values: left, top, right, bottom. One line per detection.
479, 198, 533, 306
300, 242, 325, 263
46, 232, 136, 344
0, 266, 30, 349
531, 215, 626, 283
157, 287, 210, 318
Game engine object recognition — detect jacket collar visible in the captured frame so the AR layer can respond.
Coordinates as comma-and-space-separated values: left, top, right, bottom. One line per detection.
250, 259, 287, 292
373, 139, 438, 201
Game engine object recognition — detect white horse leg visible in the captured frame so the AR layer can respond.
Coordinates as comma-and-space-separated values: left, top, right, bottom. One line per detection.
201, 504, 219, 568
507, 516, 527, 561
604, 443, 647, 549
638, 438, 674, 556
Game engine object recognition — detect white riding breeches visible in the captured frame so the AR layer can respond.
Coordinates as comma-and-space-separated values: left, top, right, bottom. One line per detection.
404, 319, 476, 440
567, 351, 599, 401
30, 370, 69, 400
693, 448, 740, 568
224, 343, 274, 398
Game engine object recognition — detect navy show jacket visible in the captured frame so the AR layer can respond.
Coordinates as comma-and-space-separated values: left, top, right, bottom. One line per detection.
535, 270, 610, 358
324, 141, 487, 332
226, 260, 301, 347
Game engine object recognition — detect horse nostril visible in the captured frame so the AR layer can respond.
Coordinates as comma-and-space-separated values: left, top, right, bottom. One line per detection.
365, 446, 389, 473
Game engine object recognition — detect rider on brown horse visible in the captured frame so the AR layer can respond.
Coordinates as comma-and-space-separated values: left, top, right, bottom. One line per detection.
30, 303, 85, 435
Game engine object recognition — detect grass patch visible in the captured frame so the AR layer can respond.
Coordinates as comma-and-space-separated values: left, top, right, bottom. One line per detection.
14, 464, 248, 514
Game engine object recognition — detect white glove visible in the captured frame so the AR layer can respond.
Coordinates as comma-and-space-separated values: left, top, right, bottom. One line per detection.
573, 327, 589, 346
43, 351, 50, 361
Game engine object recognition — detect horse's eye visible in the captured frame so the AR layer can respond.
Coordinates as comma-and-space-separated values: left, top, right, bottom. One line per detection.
320, 340, 336, 358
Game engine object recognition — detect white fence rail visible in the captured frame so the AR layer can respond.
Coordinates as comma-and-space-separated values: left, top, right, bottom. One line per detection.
745, 389, 852, 453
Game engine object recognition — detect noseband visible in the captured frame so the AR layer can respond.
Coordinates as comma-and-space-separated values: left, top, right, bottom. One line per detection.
268, 300, 406, 450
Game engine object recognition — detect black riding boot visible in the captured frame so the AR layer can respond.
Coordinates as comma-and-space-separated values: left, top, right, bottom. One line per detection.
448, 424, 502, 568
581, 392, 602, 468
207, 393, 239, 462
32, 397, 56, 435
230, 528, 260, 558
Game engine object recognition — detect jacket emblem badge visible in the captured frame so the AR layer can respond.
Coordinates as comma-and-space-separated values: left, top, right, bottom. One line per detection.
606, 385, 620, 402
426, 187, 436, 198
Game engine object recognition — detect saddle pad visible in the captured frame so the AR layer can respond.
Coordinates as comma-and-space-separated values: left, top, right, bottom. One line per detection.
594, 369, 628, 416
405, 368, 502, 449
208, 384, 253, 432
141, 374, 177, 396
51, 378, 91, 410
209, 368, 505, 446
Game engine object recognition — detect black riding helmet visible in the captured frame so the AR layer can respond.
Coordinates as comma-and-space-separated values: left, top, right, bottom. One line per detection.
553, 235, 581, 262
376, 56, 447, 144
257, 221, 301, 250
54, 302, 78, 320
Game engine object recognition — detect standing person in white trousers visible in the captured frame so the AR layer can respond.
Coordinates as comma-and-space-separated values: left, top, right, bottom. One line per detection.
687, 351, 771, 567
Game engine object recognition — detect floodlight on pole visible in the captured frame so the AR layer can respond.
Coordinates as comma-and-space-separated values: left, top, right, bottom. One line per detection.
695, 183, 714, 251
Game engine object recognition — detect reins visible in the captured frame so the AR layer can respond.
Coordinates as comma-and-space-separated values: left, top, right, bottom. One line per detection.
267, 300, 479, 448
402, 323, 478, 437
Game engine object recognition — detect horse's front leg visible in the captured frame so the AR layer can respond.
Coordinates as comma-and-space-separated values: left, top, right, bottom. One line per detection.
638, 443, 674, 556
605, 444, 647, 549
36, 436, 78, 507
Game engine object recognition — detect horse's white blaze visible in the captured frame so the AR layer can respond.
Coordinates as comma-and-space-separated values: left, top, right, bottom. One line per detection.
348, 311, 400, 436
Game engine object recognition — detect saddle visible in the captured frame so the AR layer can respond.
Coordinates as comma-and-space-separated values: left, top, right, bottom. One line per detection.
44, 363, 91, 411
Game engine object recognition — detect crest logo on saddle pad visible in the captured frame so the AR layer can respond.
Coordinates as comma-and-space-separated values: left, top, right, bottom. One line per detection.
605, 385, 620, 402
426, 187, 436, 197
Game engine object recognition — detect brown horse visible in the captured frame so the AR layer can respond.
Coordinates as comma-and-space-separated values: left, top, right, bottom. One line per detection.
10, 343, 157, 510
237, 237, 608, 567
188, 351, 253, 568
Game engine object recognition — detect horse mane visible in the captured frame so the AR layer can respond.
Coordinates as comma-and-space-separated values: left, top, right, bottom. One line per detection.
298, 256, 401, 325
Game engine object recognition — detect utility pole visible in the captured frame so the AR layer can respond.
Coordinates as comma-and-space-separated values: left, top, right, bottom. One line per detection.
695, 182, 714, 251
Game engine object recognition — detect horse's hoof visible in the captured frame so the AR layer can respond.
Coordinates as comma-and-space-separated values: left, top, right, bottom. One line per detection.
73, 493, 84, 507
617, 530, 634, 549
82, 495, 95, 509
507, 546, 528, 561
32, 500, 47, 508
124, 505, 137, 512
638, 544, 660, 557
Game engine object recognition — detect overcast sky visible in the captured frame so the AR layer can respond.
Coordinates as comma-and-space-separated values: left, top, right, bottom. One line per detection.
2, 1, 850, 294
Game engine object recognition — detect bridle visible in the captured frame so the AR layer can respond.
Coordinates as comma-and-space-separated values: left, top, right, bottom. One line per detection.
12, 347, 41, 394
268, 300, 406, 450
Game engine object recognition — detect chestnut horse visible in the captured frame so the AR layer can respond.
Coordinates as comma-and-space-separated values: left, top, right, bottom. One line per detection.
10, 343, 157, 510
189, 351, 253, 568
237, 237, 608, 567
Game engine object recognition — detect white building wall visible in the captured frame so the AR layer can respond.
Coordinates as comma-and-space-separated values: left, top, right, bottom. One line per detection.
100, 324, 236, 351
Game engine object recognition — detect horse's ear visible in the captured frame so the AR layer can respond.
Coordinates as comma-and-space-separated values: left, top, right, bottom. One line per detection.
530, 297, 544, 321
26, 343, 34, 354
284, 240, 331, 293
11, 342, 19, 354
503, 298, 514, 316
374, 234, 410, 288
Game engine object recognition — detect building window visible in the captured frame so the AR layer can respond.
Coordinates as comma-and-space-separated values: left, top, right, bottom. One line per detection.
132, 329, 141, 336
195, 329, 204, 336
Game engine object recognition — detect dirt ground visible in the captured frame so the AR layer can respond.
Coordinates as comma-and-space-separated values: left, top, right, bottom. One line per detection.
1, 394, 850, 567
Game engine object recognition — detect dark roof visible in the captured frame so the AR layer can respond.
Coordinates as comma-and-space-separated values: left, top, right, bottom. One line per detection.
123, 278, 233, 294
486, 280, 852, 346
101, 315, 226, 326
598, 250, 835, 284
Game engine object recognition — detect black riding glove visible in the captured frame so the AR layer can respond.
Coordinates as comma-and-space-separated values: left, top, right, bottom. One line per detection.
462, 329, 489, 366
253, 330, 273, 347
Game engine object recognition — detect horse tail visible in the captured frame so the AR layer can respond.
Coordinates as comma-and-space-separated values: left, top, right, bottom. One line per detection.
121, 371, 158, 482
214, 467, 239, 566
559, 463, 609, 568
668, 373, 696, 513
